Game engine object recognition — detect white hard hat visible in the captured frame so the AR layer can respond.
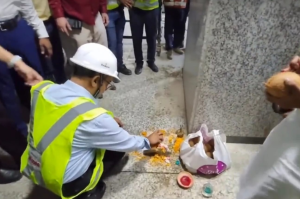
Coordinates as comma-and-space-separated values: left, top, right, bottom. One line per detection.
70, 43, 119, 80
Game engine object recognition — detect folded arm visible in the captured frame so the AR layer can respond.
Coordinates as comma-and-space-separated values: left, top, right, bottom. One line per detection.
74, 113, 151, 152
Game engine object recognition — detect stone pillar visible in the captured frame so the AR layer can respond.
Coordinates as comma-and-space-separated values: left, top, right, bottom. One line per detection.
183, 0, 300, 137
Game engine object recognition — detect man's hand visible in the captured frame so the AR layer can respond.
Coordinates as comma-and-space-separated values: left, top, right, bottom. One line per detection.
14, 60, 43, 86
101, 13, 109, 26
114, 117, 124, 127
120, 0, 133, 8
39, 38, 53, 58
266, 79, 300, 109
56, 17, 72, 36
282, 56, 300, 74
147, 130, 164, 147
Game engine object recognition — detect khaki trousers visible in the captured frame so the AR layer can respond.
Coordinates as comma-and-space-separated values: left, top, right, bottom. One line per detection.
60, 13, 108, 77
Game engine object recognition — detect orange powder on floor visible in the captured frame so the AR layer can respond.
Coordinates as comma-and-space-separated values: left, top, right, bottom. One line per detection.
141, 131, 147, 137
149, 155, 171, 167
173, 137, 184, 153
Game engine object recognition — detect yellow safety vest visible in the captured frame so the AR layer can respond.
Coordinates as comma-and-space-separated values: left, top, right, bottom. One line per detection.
133, 0, 159, 10
20, 81, 114, 199
107, 0, 120, 10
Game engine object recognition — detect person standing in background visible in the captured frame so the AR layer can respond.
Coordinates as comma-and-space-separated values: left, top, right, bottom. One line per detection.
32, 0, 67, 84
106, 0, 133, 83
178, 0, 190, 49
48, 0, 109, 78
129, 0, 159, 75
163, 0, 187, 59
0, 0, 51, 183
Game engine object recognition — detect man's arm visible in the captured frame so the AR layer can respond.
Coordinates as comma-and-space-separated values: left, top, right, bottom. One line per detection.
74, 114, 151, 152
99, 0, 108, 14
18, 0, 48, 38
48, 0, 65, 19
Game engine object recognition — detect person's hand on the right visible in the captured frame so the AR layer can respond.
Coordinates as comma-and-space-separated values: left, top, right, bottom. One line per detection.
147, 130, 164, 147
282, 56, 300, 74
56, 17, 72, 36
120, 0, 133, 8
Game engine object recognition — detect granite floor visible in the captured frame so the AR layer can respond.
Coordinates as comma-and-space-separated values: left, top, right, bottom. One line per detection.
0, 143, 260, 199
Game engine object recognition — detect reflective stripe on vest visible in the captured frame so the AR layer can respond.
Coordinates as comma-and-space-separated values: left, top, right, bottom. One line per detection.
22, 82, 102, 188
164, 1, 186, 7
133, 0, 159, 10
107, 0, 119, 10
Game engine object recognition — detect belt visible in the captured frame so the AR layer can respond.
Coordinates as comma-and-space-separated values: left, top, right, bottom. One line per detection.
0, 14, 21, 32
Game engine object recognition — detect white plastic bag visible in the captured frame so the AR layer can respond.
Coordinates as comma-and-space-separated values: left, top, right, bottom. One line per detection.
180, 124, 231, 175
237, 109, 300, 199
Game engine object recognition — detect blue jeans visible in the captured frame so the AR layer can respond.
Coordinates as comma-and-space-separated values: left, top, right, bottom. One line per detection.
40, 17, 67, 84
0, 18, 44, 137
106, 9, 126, 70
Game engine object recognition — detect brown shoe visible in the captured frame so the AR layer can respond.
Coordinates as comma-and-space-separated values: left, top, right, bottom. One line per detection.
167, 50, 172, 60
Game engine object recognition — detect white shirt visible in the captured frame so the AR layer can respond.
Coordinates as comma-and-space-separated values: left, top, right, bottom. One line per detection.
0, 0, 48, 38
237, 109, 300, 199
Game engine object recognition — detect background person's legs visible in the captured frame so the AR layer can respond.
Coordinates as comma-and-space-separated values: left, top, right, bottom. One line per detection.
145, 8, 159, 71
59, 23, 93, 78
164, 7, 175, 59
129, 8, 145, 74
0, 18, 43, 137
173, 8, 185, 54
42, 18, 67, 84
94, 13, 108, 47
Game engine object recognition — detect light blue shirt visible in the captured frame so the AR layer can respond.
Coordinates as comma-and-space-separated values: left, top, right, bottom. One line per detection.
43, 80, 151, 183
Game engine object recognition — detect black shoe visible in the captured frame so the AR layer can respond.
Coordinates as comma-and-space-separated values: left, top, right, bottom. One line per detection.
148, 63, 159, 72
0, 169, 22, 184
118, 65, 132, 75
113, 75, 120, 83
135, 63, 143, 75
78, 181, 106, 199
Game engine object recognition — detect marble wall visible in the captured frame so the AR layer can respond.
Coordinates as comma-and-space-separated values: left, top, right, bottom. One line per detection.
184, 0, 300, 137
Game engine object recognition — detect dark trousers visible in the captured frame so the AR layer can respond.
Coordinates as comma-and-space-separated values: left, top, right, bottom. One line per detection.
178, 0, 190, 46
0, 18, 44, 137
62, 150, 125, 198
106, 8, 126, 70
129, 7, 159, 65
164, 7, 185, 50
0, 102, 28, 168
40, 17, 67, 84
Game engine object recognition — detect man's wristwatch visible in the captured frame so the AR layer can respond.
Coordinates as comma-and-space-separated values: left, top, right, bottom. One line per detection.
8, 55, 22, 68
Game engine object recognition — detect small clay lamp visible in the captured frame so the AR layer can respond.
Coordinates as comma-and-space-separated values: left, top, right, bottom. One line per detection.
177, 171, 194, 189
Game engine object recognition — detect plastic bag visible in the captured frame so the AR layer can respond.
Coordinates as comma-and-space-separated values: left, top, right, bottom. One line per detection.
180, 124, 231, 175
237, 109, 300, 199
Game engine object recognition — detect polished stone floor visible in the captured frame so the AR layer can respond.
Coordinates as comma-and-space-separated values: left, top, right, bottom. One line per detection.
0, 143, 260, 199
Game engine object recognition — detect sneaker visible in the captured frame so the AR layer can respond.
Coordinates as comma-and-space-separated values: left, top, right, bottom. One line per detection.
173, 48, 184, 55
118, 65, 132, 75
167, 50, 172, 60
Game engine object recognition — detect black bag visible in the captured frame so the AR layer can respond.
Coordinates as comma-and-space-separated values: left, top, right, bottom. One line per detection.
66, 17, 82, 30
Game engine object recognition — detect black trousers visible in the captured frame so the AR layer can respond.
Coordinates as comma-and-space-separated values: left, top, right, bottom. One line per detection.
0, 102, 28, 169
129, 7, 159, 65
164, 7, 185, 50
62, 150, 125, 198
178, 0, 190, 45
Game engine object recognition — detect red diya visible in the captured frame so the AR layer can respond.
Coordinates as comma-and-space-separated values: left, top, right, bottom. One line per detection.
177, 171, 194, 189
